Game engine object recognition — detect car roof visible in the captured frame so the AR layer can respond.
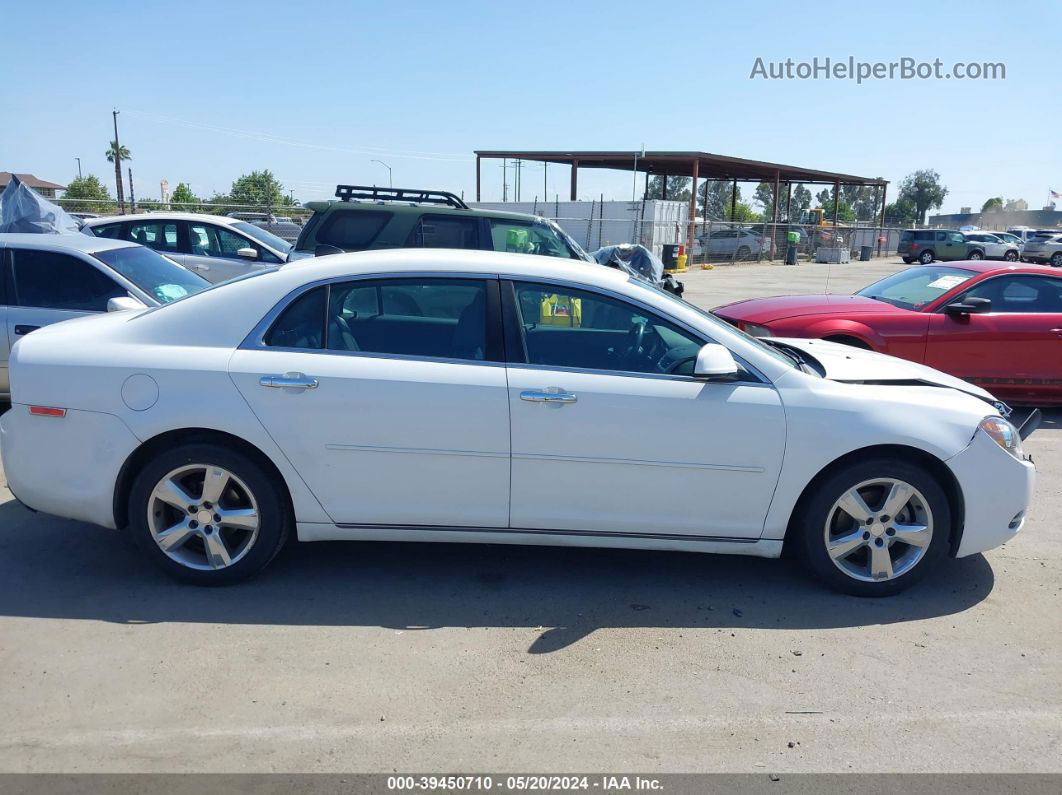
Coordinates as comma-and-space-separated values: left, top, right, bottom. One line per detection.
82, 212, 243, 227
0, 232, 139, 253
302, 199, 553, 224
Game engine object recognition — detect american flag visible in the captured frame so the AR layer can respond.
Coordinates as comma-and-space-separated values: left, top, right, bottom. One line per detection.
1052, 189, 1061, 199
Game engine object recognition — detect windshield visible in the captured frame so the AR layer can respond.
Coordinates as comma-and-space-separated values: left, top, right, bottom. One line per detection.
94, 246, 209, 304
232, 221, 293, 253
856, 266, 976, 310
625, 277, 799, 369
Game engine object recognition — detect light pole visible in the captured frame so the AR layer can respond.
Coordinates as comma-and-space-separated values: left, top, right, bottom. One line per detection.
75, 157, 82, 179
371, 159, 392, 188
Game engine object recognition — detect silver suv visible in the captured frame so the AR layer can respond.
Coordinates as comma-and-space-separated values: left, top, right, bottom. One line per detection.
1020, 232, 1062, 266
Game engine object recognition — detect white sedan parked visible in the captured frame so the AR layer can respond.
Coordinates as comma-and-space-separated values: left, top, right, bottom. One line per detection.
0, 250, 1036, 595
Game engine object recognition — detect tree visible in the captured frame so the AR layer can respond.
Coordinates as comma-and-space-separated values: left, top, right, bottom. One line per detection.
728, 201, 757, 223
170, 182, 200, 211
228, 169, 287, 208
753, 182, 776, 218
60, 175, 114, 213
644, 175, 691, 203
898, 169, 948, 225
105, 141, 131, 163
884, 197, 918, 226
792, 184, 812, 212
699, 180, 740, 220
981, 197, 1003, 213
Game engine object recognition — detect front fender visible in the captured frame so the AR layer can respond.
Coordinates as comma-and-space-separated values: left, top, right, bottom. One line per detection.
801, 319, 883, 350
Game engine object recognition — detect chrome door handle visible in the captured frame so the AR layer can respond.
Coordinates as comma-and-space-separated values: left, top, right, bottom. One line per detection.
520, 389, 577, 404
260, 373, 319, 390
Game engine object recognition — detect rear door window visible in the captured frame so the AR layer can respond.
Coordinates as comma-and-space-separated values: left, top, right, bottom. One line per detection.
915, 231, 935, 242
128, 221, 180, 254
406, 215, 480, 249
90, 222, 125, 239
316, 211, 392, 250
11, 249, 125, 311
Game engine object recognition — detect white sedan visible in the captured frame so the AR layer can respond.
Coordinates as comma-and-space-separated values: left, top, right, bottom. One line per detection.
0, 250, 1036, 595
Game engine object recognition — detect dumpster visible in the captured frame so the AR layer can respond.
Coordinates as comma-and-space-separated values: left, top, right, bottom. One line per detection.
661, 243, 681, 268
860, 245, 872, 261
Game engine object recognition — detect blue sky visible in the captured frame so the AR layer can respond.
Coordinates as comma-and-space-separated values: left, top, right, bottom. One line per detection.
1, 0, 1057, 214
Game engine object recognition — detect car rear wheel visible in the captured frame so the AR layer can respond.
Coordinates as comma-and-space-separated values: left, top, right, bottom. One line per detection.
968, 249, 983, 260
1004, 250, 1019, 262
128, 443, 290, 584
795, 458, 950, 596
919, 250, 934, 264
901, 257, 914, 264
1051, 252, 1062, 267
736, 246, 752, 261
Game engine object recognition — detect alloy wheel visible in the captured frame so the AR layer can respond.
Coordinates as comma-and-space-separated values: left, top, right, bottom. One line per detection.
823, 478, 933, 583
147, 464, 261, 571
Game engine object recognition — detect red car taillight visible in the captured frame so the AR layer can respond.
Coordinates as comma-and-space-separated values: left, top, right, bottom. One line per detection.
910, 243, 920, 250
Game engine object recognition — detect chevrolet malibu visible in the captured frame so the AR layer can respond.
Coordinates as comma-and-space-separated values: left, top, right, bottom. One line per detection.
0, 250, 1036, 595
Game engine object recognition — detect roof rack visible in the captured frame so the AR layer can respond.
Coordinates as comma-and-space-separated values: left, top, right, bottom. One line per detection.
334, 184, 469, 209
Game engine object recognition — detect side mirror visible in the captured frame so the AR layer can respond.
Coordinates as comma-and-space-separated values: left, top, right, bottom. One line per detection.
236, 247, 258, 260
314, 244, 345, 257
944, 296, 991, 315
693, 343, 739, 380
107, 295, 147, 313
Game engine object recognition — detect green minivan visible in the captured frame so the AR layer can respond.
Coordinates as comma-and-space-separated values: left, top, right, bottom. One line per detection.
898, 229, 986, 264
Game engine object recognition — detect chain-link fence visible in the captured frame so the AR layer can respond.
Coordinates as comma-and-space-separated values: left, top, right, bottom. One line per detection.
52, 197, 314, 224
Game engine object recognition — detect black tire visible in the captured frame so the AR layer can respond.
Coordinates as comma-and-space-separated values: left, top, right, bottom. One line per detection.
736, 246, 752, 261
968, 249, 984, 260
128, 442, 291, 585
901, 257, 914, 264
824, 335, 872, 350
1051, 252, 1062, 268
1004, 250, 1018, 262
793, 457, 951, 597
919, 250, 934, 264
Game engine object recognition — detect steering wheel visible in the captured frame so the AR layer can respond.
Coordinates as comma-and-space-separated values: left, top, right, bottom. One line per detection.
617, 320, 652, 369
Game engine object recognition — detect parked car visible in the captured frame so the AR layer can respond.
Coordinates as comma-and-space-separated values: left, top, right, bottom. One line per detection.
898, 230, 986, 264
962, 232, 1020, 261
694, 227, 768, 260
988, 231, 1025, 248
293, 185, 589, 261
225, 212, 302, 244
83, 213, 293, 283
1007, 227, 1043, 244
713, 261, 1062, 405
0, 233, 209, 398
1, 249, 1035, 596
1019, 232, 1062, 266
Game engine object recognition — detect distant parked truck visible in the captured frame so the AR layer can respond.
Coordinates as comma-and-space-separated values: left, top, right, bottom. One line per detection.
226, 212, 302, 244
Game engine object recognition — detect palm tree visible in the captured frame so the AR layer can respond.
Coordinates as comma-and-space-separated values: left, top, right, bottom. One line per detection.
105, 141, 131, 163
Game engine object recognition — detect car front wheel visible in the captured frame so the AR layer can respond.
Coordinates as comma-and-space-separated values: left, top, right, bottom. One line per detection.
795, 458, 950, 596
128, 442, 290, 584
1004, 250, 1019, 262
968, 250, 983, 260
1051, 252, 1062, 267
919, 250, 934, 264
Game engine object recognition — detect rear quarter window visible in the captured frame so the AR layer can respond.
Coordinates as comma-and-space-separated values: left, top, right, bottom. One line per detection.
315, 210, 392, 250
914, 231, 935, 241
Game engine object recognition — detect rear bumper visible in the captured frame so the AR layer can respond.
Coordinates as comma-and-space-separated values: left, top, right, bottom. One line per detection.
946, 429, 1036, 557
0, 405, 140, 529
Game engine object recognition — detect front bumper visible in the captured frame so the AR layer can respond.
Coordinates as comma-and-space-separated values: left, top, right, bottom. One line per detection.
0, 405, 140, 529
946, 429, 1036, 557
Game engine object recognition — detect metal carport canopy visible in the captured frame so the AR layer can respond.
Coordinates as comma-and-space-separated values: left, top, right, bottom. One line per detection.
473, 150, 886, 191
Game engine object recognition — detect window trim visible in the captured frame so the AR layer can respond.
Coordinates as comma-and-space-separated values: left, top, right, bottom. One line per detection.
125, 219, 182, 256
246, 271, 505, 365
500, 277, 766, 384
0, 247, 9, 305
942, 273, 1062, 315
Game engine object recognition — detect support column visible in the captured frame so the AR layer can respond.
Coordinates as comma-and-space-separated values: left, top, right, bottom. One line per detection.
730, 179, 737, 221
475, 156, 481, 202
770, 169, 781, 259
569, 160, 578, 201
687, 158, 699, 259
877, 182, 888, 257
832, 181, 840, 232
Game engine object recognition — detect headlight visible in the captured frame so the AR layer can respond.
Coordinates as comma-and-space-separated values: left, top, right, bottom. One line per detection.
743, 322, 772, 337
979, 416, 1023, 459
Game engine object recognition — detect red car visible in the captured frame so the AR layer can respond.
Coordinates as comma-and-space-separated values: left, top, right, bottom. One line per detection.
713, 261, 1062, 406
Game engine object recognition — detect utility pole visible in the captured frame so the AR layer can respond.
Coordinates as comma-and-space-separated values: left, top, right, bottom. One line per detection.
75, 157, 82, 179
502, 159, 508, 202
112, 109, 125, 213
128, 167, 136, 212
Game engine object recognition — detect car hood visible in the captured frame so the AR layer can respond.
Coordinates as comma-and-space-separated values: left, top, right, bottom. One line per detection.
774, 337, 998, 405
713, 294, 905, 323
